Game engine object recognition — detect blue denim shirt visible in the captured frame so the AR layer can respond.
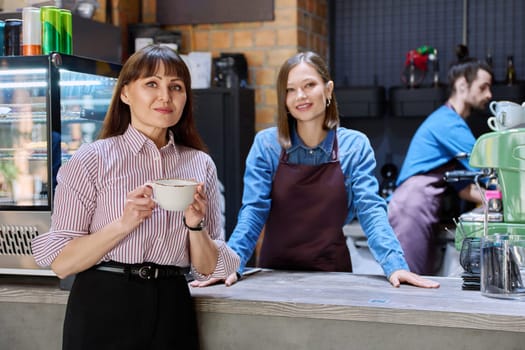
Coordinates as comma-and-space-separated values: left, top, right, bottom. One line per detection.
228, 126, 409, 277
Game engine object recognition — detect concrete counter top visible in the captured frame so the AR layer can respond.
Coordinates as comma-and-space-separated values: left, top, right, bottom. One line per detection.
1, 271, 524, 349
190, 270, 525, 333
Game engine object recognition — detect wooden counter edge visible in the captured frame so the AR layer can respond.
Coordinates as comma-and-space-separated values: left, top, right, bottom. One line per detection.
193, 296, 525, 334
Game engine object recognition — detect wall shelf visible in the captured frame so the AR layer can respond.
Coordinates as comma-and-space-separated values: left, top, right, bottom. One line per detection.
490, 83, 525, 103
336, 86, 385, 118
389, 85, 447, 118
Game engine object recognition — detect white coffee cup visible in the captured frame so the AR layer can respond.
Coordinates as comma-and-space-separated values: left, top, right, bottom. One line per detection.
487, 115, 503, 131
488, 100, 525, 130
146, 179, 198, 211
489, 100, 520, 115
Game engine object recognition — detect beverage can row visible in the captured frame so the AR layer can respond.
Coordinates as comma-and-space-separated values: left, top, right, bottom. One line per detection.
0, 6, 73, 56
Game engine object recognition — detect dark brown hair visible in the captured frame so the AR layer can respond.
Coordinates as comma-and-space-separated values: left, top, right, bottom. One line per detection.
276, 51, 339, 149
448, 57, 494, 95
99, 45, 207, 152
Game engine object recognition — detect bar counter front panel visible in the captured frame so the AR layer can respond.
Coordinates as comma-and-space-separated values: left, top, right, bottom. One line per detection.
1, 270, 525, 349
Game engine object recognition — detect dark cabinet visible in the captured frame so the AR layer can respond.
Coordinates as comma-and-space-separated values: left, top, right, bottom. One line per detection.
193, 88, 255, 237
389, 86, 448, 117
335, 86, 386, 118
490, 83, 525, 102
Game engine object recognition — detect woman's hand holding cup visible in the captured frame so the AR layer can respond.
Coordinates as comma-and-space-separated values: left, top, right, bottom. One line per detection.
143, 178, 205, 229
119, 185, 156, 234
184, 183, 207, 228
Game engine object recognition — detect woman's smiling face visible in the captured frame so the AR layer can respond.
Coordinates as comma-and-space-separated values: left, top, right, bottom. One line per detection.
120, 62, 187, 141
285, 62, 333, 125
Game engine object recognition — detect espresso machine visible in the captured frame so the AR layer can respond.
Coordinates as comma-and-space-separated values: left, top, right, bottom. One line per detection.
455, 128, 525, 248
442, 128, 525, 290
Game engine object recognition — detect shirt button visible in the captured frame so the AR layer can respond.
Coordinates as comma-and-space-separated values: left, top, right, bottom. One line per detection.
309, 150, 313, 154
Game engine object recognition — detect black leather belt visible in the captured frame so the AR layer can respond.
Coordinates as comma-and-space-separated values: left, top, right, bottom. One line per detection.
95, 261, 190, 280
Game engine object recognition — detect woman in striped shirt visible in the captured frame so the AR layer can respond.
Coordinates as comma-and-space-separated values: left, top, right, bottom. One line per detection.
32, 45, 240, 349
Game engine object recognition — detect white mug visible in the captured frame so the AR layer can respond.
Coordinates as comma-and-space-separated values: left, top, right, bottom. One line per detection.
146, 179, 198, 211
487, 116, 502, 131
489, 100, 520, 115
488, 100, 525, 130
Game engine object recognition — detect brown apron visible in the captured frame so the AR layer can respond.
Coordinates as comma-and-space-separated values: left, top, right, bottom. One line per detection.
388, 160, 460, 274
258, 136, 352, 272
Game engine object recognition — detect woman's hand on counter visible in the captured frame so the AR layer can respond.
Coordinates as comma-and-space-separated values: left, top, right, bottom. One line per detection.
190, 272, 239, 288
388, 270, 440, 288
190, 269, 440, 289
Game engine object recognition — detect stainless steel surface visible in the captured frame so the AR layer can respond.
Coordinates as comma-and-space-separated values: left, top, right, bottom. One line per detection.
0, 211, 51, 272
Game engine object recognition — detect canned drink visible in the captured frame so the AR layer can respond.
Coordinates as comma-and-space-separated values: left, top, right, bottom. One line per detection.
40, 6, 61, 54
59, 9, 72, 54
22, 7, 42, 55
5, 19, 22, 56
0, 21, 5, 56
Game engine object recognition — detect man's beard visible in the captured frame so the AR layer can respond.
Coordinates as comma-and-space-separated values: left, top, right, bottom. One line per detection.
470, 100, 489, 112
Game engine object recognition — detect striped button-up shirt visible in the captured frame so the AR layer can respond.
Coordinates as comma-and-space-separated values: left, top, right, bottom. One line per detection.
32, 125, 240, 280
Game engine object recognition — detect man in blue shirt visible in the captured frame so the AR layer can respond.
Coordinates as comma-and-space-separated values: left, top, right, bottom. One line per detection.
388, 57, 493, 275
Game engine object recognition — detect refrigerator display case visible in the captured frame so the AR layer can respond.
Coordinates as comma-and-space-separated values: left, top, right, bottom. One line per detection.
0, 53, 121, 275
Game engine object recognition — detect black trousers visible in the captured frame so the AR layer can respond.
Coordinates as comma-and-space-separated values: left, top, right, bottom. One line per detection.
62, 267, 200, 350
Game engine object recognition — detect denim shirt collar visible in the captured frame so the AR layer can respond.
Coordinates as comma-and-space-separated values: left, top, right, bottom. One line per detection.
287, 126, 335, 156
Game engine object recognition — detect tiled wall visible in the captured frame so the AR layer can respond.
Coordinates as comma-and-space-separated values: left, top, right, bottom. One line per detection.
468, 0, 525, 84
328, 0, 525, 177
331, 0, 525, 89
161, 0, 329, 131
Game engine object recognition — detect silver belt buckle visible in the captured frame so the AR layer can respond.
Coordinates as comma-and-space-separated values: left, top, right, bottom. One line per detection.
138, 265, 157, 279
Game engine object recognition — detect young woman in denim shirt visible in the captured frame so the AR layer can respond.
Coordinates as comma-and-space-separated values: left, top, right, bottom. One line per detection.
192, 51, 438, 289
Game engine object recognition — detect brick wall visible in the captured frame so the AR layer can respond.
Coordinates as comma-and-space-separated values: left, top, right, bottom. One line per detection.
155, 0, 328, 131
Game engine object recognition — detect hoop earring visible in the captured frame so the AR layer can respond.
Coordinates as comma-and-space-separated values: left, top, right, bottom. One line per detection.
326, 98, 331, 107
